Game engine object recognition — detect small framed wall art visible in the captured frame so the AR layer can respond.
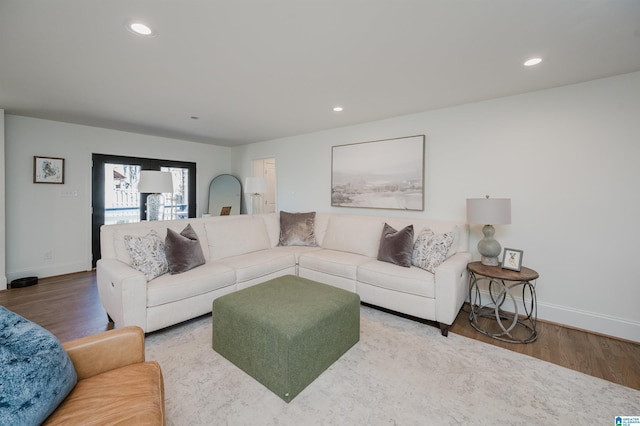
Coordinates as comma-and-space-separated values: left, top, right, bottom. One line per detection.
34, 156, 65, 184
502, 248, 523, 271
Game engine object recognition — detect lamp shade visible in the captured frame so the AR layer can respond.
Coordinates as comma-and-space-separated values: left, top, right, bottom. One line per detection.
244, 177, 267, 194
138, 171, 174, 193
466, 197, 511, 225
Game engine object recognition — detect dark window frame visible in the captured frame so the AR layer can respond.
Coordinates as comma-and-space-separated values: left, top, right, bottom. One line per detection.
91, 153, 196, 267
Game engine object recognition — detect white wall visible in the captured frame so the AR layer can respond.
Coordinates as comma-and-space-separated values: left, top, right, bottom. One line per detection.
0, 109, 6, 289
4, 116, 231, 285
231, 72, 640, 342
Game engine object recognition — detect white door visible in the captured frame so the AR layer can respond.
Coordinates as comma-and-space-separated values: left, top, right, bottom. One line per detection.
251, 158, 277, 213
264, 159, 276, 213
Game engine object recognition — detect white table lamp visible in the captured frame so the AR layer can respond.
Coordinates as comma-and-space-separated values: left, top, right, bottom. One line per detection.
466, 196, 511, 266
244, 177, 267, 214
138, 170, 174, 221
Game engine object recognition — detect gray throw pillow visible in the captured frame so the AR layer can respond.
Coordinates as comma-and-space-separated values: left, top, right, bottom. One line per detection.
165, 223, 206, 274
377, 223, 414, 267
411, 227, 454, 273
278, 211, 318, 246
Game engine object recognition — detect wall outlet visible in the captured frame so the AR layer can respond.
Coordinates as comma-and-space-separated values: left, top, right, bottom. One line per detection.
60, 190, 78, 197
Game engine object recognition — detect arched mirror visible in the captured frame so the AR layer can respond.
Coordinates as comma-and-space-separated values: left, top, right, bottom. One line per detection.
208, 174, 241, 216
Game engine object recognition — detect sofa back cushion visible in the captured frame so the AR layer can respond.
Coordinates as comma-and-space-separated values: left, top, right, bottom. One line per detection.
321, 216, 384, 258
206, 216, 271, 261
109, 220, 209, 265
313, 213, 331, 246
261, 213, 281, 248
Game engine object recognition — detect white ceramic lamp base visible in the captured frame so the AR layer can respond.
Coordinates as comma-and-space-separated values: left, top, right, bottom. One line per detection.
478, 224, 501, 266
146, 193, 165, 221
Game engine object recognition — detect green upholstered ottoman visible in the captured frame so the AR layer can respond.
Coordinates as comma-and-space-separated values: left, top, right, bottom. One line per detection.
212, 275, 360, 402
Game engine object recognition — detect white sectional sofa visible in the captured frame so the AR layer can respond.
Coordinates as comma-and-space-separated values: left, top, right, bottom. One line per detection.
97, 212, 471, 335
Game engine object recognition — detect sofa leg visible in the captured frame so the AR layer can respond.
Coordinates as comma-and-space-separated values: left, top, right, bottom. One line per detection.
439, 323, 449, 337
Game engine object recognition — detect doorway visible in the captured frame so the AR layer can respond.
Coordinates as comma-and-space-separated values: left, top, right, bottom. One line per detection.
251, 158, 277, 213
91, 154, 196, 267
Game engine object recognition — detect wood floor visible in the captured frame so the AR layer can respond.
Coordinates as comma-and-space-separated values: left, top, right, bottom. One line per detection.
2, 271, 639, 391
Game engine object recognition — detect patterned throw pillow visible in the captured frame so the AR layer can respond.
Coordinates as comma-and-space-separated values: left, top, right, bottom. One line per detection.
411, 227, 454, 273
124, 230, 168, 281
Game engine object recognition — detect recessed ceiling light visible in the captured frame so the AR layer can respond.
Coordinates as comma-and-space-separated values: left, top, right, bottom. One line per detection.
524, 57, 542, 67
333, 106, 344, 112
127, 21, 156, 37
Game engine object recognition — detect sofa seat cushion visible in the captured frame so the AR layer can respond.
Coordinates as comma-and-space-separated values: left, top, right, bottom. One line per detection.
219, 249, 296, 283
357, 260, 436, 298
43, 361, 164, 426
146, 263, 235, 308
299, 249, 372, 280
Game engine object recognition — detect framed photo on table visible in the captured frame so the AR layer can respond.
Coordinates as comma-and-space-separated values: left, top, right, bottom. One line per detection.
502, 248, 523, 271
34, 156, 65, 184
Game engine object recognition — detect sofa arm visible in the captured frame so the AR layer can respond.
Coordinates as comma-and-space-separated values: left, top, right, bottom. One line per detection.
434, 251, 473, 326
96, 258, 148, 331
62, 326, 145, 381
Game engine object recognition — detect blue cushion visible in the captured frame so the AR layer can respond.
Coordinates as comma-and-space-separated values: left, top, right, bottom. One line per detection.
0, 306, 77, 425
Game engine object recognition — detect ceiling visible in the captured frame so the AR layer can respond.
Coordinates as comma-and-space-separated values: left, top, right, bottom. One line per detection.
1, 1, 640, 147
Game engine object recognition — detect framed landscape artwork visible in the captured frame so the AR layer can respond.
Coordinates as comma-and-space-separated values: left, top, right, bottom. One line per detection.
33, 156, 65, 184
331, 135, 425, 210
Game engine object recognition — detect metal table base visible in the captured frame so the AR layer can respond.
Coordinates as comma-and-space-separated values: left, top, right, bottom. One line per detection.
468, 268, 538, 343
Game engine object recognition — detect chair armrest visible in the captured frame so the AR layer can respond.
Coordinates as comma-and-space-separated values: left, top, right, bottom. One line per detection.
434, 251, 473, 326
62, 326, 145, 381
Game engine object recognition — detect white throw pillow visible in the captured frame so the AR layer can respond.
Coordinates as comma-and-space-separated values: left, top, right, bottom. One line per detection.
411, 227, 454, 273
124, 230, 169, 281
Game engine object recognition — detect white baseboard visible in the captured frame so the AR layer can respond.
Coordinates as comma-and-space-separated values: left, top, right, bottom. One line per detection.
472, 289, 640, 343
537, 301, 640, 343
7, 261, 92, 284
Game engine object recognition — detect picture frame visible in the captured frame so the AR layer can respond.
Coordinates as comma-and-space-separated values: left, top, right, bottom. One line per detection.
502, 248, 524, 271
331, 135, 425, 210
34, 156, 65, 184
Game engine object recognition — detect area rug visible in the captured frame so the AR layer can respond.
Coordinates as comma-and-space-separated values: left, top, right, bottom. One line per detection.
145, 305, 640, 425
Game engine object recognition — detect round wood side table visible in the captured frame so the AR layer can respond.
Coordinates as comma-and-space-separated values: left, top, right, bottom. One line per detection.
467, 261, 539, 343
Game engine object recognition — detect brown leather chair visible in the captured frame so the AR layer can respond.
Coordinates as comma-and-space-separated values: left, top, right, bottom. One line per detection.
43, 326, 165, 425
